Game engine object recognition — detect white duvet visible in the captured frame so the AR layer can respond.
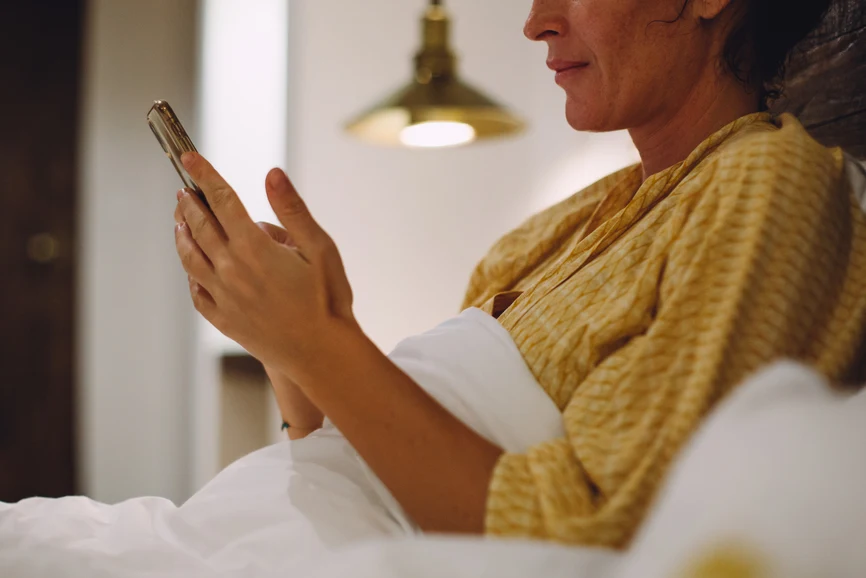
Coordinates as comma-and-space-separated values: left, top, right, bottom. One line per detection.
2, 308, 865, 578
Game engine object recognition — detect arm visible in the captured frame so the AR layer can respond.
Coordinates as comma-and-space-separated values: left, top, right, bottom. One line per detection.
264, 366, 324, 440
293, 318, 503, 533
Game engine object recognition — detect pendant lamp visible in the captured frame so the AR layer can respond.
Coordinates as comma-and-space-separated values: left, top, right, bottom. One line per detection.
345, 0, 526, 149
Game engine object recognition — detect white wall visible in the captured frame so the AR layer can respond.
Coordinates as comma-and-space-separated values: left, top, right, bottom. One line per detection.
287, 0, 639, 352
198, 0, 287, 224
77, 0, 199, 504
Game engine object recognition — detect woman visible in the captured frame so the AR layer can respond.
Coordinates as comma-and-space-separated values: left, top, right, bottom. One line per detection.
171, 0, 865, 549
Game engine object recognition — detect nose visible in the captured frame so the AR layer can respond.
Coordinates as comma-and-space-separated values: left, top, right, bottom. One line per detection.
524, 0, 568, 42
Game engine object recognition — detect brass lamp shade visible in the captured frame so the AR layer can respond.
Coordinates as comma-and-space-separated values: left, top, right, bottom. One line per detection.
345, 1, 526, 148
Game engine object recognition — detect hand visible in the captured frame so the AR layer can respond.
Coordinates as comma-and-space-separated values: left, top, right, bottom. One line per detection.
255, 221, 325, 438
174, 155, 500, 535
173, 152, 357, 379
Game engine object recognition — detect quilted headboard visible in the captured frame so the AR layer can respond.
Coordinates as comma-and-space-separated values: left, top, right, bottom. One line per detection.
770, 0, 866, 159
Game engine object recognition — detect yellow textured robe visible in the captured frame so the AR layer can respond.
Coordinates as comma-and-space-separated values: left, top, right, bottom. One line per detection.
462, 113, 866, 548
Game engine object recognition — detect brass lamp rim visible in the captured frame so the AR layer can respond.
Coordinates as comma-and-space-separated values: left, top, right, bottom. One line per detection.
345, 77, 526, 148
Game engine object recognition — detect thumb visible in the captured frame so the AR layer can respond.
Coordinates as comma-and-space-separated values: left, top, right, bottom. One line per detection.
265, 168, 322, 248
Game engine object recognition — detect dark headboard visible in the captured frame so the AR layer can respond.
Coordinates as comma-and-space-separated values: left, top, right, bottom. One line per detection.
770, 0, 866, 159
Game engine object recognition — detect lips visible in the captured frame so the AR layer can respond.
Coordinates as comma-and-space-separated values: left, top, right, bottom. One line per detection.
546, 59, 590, 74
547, 59, 590, 86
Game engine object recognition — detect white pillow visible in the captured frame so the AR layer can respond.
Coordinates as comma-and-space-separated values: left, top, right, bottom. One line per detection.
624, 362, 866, 578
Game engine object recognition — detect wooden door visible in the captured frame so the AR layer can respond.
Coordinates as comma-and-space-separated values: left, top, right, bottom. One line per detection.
0, 0, 83, 501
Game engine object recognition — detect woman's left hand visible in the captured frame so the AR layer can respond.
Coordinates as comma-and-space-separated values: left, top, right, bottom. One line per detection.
173, 152, 356, 377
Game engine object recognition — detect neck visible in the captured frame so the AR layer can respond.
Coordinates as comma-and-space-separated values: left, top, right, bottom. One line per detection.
629, 73, 761, 181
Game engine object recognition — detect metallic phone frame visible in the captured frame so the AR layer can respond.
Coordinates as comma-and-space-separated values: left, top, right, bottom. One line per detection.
147, 100, 201, 194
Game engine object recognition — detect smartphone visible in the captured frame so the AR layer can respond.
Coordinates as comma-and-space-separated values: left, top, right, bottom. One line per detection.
147, 100, 209, 207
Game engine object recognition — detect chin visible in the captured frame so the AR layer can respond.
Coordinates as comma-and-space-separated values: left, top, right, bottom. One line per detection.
563, 96, 620, 133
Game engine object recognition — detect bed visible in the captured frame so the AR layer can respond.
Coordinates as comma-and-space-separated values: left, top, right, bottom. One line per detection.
2, 2, 865, 577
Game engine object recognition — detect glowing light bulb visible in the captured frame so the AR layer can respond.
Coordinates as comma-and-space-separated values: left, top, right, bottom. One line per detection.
399, 121, 476, 148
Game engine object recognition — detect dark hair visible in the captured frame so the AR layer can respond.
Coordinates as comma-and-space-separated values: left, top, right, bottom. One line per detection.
724, 0, 831, 109
665, 0, 832, 110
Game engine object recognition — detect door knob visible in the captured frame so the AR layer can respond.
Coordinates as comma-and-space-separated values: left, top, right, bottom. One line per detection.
26, 233, 60, 264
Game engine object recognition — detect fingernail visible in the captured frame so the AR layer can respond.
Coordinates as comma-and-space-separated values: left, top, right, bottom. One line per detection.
181, 152, 195, 168
176, 222, 185, 232
268, 168, 287, 188
176, 190, 184, 201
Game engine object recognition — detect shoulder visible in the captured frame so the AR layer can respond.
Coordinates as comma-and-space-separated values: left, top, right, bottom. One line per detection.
684, 114, 848, 229
664, 114, 860, 293
658, 116, 866, 329
707, 113, 844, 195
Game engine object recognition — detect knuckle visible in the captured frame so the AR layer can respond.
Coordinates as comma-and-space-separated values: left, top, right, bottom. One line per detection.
235, 281, 258, 304
210, 185, 235, 208
215, 256, 241, 283
189, 217, 208, 239
283, 195, 309, 217
235, 230, 259, 253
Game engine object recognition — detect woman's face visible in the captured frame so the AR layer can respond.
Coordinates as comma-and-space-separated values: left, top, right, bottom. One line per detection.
525, 0, 724, 132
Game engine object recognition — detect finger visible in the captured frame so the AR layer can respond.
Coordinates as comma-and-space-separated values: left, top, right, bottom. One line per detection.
256, 221, 295, 247
181, 152, 254, 238
265, 168, 326, 251
179, 189, 228, 262
187, 274, 216, 312
175, 221, 216, 289
174, 188, 193, 224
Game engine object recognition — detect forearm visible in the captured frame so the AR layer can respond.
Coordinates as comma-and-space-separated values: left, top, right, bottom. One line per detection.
291, 320, 503, 534
264, 366, 324, 434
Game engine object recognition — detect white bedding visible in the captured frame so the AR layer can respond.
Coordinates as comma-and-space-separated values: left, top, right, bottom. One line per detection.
290, 362, 866, 578
0, 308, 567, 577
2, 311, 866, 577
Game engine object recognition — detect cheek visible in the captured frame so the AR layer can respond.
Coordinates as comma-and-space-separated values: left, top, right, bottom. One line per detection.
579, 6, 649, 93
561, 25, 646, 129
565, 3, 693, 129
